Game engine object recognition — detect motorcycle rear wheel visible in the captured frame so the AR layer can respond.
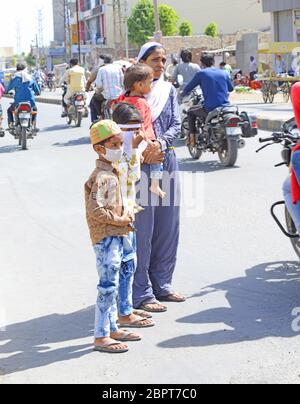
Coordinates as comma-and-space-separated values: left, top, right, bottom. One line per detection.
21, 127, 27, 150
285, 207, 300, 260
218, 138, 238, 167
75, 112, 83, 127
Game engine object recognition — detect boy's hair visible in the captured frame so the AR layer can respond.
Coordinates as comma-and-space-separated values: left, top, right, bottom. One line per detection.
124, 64, 153, 91
113, 102, 143, 125
70, 58, 79, 67
181, 49, 192, 63
201, 54, 215, 67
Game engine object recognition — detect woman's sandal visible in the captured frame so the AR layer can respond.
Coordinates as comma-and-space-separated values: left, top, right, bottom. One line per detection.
113, 330, 142, 342
138, 300, 168, 313
119, 316, 155, 328
133, 309, 153, 319
158, 292, 187, 303
94, 342, 129, 354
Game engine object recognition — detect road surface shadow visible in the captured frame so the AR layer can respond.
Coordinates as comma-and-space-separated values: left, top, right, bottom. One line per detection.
54, 137, 91, 147
0, 145, 23, 154
41, 125, 73, 133
179, 158, 240, 173
158, 261, 300, 349
0, 307, 94, 376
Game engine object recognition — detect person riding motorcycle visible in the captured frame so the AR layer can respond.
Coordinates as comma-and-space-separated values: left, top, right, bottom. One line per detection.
182, 54, 234, 146
172, 49, 200, 90
85, 56, 105, 123
33, 68, 45, 89
95, 54, 124, 105
46, 71, 56, 89
60, 59, 86, 117
6, 63, 40, 130
283, 82, 300, 232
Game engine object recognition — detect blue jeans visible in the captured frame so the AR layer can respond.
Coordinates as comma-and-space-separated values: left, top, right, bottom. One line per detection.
150, 163, 163, 180
283, 176, 300, 233
93, 233, 136, 338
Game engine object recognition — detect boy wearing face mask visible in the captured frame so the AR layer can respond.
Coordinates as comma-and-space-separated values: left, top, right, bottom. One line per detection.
85, 120, 143, 353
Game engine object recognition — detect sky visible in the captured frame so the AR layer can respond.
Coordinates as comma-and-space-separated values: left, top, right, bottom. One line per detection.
0, 0, 53, 54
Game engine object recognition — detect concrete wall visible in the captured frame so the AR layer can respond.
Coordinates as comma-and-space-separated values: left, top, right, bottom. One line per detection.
262, 0, 300, 12
236, 33, 258, 74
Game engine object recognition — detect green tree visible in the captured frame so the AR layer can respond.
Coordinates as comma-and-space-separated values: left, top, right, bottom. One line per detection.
158, 4, 179, 37
128, 0, 180, 46
128, 0, 155, 47
204, 22, 218, 38
11, 55, 17, 67
179, 20, 192, 37
25, 53, 36, 68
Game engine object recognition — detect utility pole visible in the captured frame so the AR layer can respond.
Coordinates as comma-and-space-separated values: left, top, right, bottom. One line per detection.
36, 34, 40, 68
124, 0, 129, 59
75, 0, 81, 64
153, 0, 162, 42
112, 0, 123, 58
16, 22, 21, 56
38, 9, 44, 60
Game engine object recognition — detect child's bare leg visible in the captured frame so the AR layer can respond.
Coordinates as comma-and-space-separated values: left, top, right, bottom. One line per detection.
150, 179, 166, 199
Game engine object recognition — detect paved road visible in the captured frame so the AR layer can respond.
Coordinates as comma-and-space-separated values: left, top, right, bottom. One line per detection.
1, 99, 300, 384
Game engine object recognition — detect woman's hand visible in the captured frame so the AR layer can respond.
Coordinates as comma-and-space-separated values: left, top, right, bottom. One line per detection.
143, 141, 165, 164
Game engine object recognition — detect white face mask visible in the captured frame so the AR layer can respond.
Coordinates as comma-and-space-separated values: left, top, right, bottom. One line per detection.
104, 147, 123, 163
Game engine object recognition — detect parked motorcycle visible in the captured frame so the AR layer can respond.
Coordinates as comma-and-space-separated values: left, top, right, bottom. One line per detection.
256, 118, 300, 259
66, 92, 88, 128
183, 91, 258, 166
8, 102, 37, 150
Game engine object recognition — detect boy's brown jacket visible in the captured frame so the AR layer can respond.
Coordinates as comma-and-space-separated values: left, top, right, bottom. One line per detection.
85, 160, 132, 245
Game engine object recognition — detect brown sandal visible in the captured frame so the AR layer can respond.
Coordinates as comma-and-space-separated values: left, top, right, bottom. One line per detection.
94, 342, 129, 353
159, 292, 187, 303
133, 309, 153, 319
137, 301, 168, 313
112, 330, 142, 342
119, 317, 155, 328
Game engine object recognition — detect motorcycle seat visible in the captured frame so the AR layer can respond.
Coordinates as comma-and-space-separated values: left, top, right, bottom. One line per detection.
205, 108, 223, 123
206, 105, 238, 123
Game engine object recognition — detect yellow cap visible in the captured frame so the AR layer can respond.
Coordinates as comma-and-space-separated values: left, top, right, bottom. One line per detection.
90, 120, 122, 146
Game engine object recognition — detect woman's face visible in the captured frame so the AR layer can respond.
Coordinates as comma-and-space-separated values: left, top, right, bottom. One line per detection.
143, 48, 167, 79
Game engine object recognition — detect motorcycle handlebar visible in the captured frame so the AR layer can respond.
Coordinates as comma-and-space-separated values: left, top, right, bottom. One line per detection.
259, 132, 297, 143
259, 136, 277, 143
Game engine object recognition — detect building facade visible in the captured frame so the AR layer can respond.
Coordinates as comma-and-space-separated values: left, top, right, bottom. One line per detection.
262, 0, 300, 41
52, 0, 65, 45
78, 0, 106, 46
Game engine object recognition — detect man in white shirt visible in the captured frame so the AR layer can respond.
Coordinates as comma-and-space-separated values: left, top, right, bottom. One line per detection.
95, 55, 124, 101
249, 56, 258, 81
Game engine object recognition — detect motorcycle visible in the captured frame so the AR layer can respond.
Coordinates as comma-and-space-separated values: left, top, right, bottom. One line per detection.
256, 118, 300, 259
65, 90, 88, 128
47, 77, 56, 92
180, 87, 202, 140
8, 102, 37, 150
184, 92, 258, 167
